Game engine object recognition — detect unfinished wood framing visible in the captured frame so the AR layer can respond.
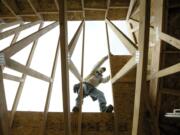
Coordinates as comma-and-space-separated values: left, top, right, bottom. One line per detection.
0, 20, 22, 31
1, 22, 58, 58
59, 0, 71, 135
0, 20, 41, 40
126, 0, 137, 20
132, 0, 151, 135
112, 56, 137, 84
69, 60, 82, 81
161, 88, 180, 96
3, 73, 24, 82
105, 18, 138, 54
0, 66, 9, 135
9, 23, 44, 127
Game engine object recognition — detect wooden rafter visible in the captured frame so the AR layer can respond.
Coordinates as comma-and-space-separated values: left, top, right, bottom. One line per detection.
0, 20, 22, 31
59, 0, 71, 135
3, 73, 24, 82
69, 60, 82, 81
126, 0, 137, 20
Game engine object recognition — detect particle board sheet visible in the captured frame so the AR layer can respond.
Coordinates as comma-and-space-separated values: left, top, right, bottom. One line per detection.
11, 112, 114, 135
109, 55, 136, 135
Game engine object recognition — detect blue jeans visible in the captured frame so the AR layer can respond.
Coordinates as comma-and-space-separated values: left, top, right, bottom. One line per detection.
75, 82, 107, 112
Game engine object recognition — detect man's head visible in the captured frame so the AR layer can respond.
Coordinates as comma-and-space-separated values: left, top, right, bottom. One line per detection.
97, 67, 106, 74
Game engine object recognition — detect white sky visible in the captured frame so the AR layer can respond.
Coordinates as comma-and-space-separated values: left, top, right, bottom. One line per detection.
0, 20, 131, 112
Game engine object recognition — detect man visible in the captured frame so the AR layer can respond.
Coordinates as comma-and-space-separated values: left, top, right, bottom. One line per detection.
72, 56, 113, 112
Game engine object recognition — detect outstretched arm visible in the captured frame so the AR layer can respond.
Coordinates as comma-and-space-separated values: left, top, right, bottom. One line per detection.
84, 55, 108, 80
101, 75, 110, 83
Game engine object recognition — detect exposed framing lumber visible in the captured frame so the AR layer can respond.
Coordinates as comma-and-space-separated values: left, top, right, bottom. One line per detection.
81, 0, 85, 18
27, 0, 43, 20
3, 73, 24, 82
0, 20, 22, 31
59, 0, 71, 135
126, 0, 137, 20
128, 22, 138, 44
84, 7, 106, 11
1, 22, 58, 58
105, 0, 110, 19
106, 18, 138, 54
10, 23, 44, 127
68, 20, 84, 57
161, 88, 180, 96
0, 66, 9, 135
105, 23, 111, 55
69, 60, 82, 81
0, 20, 41, 40
159, 32, 180, 50
40, 35, 60, 135
5, 58, 52, 82
147, 63, 180, 80
112, 56, 137, 84
77, 22, 85, 135
54, 0, 59, 10
132, 0, 151, 135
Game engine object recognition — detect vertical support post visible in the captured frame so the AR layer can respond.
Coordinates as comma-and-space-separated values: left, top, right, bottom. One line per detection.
59, 0, 71, 135
132, 0, 151, 135
0, 66, 9, 135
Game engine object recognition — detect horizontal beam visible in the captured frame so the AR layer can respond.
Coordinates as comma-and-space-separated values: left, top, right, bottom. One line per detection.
0, 20, 22, 31
106, 18, 138, 54
1, 22, 58, 58
3, 73, 24, 82
161, 88, 180, 96
5, 58, 52, 82
68, 20, 84, 57
147, 63, 180, 80
112, 56, 137, 83
69, 60, 82, 81
159, 32, 180, 50
0, 20, 41, 40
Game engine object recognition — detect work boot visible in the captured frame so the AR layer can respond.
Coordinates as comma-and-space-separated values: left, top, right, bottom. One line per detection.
105, 105, 113, 113
72, 106, 79, 112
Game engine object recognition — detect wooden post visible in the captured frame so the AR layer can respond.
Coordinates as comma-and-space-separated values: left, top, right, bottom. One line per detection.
132, 0, 151, 135
59, 0, 71, 135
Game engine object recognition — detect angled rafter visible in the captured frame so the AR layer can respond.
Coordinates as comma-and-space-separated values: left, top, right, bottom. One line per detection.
106, 18, 138, 54
3, 73, 24, 82
68, 20, 84, 57
126, 0, 137, 20
132, 0, 151, 135
1, 22, 58, 58
54, 0, 59, 10
59, 0, 71, 135
0, 20, 22, 31
0, 20, 41, 40
10, 23, 44, 127
5, 58, 52, 82
112, 56, 137, 84
69, 60, 82, 81
0, 67, 9, 135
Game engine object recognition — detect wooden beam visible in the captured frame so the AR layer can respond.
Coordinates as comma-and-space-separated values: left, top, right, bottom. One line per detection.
10, 23, 44, 127
84, 7, 106, 11
0, 20, 22, 31
126, 0, 137, 20
54, 0, 59, 10
69, 60, 82, 81
105, 18, 138, 54
147, 63, 180, 80
159, 32, 180, 50
59, 0, 71, 135
40, 35, 60, 135
68, 20, 84, 57
3, 73, 24, 82
161, 88, 180, 96
0, 20, 41, 40
132, 0, 151, 135
105, 0, 110, 19
5, 58, 52, 82
112, 56, 137, 84
0, 66, 9, 135
1, 22, 58, 58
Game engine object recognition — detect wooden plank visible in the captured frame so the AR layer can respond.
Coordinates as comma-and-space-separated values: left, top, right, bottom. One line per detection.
161, 88, 180, 96
0, 20, 41, 40
132, 0, 151, 135
159, 32, 180, 50
10, 23, 44, 127
40, 35, 60, 135
68, 20, 84, 57
147, 63, 180, 80
5, 58, 52, 82
1, 22, 58, 58
0, 66, 9, 135
3, 73, 24, 82
54, 0, 59, 10
69, 60, 82, 81
112, 56, 137, 84
0, 20, 22, 31
126, 0, 137, 20
59, 0, 71, 135
105, 18, 138, 54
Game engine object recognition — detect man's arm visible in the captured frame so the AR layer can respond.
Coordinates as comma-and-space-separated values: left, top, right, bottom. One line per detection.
84, 56, 108, 80
101, 75, 110, 83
